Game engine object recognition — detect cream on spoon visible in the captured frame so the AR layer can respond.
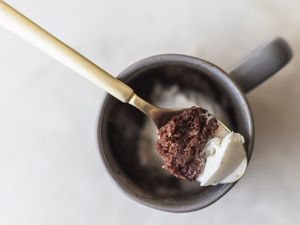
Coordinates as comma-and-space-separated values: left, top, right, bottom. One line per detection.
197, 127, 247, 186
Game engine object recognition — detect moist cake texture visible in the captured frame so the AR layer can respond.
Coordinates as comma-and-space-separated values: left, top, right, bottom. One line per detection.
156, 106, 219, 180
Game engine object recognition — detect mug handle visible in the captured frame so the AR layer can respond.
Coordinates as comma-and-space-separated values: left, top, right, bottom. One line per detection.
229, 37, 293, 93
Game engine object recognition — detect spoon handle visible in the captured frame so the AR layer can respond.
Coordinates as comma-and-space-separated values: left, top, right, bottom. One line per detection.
0, 0, 134, 103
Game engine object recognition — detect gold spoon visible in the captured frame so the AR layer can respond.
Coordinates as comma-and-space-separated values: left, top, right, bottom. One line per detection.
0, 0, 229, 131
0, 1, 248, 186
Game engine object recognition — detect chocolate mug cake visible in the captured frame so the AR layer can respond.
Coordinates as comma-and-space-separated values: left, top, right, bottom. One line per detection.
156, 107, 219, 180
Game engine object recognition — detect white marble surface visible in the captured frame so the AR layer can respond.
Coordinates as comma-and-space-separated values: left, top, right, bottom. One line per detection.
0, 0, 299, 224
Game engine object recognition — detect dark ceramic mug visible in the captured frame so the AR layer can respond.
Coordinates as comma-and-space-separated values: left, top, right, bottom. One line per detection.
97, 37, 292, 212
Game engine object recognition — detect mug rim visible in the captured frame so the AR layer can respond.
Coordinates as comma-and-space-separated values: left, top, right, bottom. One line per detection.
97, 54, 254, 212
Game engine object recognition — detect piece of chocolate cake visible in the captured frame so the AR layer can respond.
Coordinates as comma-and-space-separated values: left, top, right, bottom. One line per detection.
156, 106, 219, 181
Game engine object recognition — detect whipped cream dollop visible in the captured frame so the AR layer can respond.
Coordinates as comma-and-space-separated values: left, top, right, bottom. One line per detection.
197, 126, 247, 186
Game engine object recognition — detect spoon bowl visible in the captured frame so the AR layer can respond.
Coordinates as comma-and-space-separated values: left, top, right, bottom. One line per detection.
128, 94, 185, 129
128, 93, 231, 131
